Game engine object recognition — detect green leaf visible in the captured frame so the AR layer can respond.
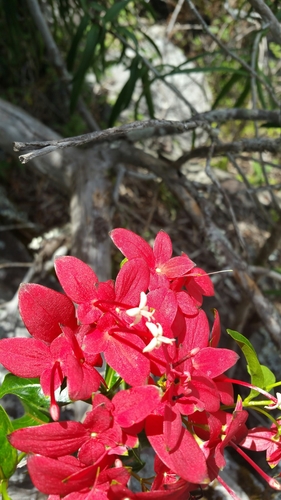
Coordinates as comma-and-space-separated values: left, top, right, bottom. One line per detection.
118, 26, 138, 49
163, 66, 248, 77
227, 329, 264, 400
234, 78, 250, 108
261, 365, 276, 389
12, 406, 49, 431
256, 78, 267, 109
67, 14, 90, 72
212, 72, 241, 109
0, 406, 17, 479
0, 374, 49, 410
70, 24, 100, 112
103, 0, 131, 24
140, 30, 162, 59
141, 68, 155, 118
108, 56, 140, 126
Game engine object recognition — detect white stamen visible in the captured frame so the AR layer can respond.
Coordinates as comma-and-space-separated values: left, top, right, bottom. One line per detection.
126, 292, 154, 326
143, 321, 175, 353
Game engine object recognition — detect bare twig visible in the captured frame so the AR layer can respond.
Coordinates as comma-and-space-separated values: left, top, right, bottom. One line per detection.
251, 31, 281, 217
205, 144, 247, 253
250, 266, 281, 283
166, 0, 185, 37
13, 109, 281, 163
226, 153, 273, 225
174, 138, 281, 167
14, 119, 207, 162
193, 108, 281, 124
248, 0, 281, 45
0, 263, 32, 269
255, 221, 281, 266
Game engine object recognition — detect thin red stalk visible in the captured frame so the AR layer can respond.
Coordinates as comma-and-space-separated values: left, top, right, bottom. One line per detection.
223, 377, 277, 404
230, 441, 281, 490
216, 474, 242, 500
49, 361, 62, 421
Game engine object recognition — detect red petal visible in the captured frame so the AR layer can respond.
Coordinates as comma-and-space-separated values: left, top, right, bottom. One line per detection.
214, 376, 234, 405
215, 406, 248, 468
9, 422, 88, 457
161, 254, 194, 279
65, 357, 104, 400
187, 267, 214, 296
240, 427, 274, 452
110, 228, 155, 267
27, 455, 99, 496
163, 404, 183, 452
55, 256, 99, 303
113, 386, 161, 427
148, 288, 178, 327
146, 414, 208, 484
115, 258, 150, 304
0, 338, 51, 377
105, 333, 150, 386
19, 284, 76, 342
153, 231, 172, 265
176, 291, 198, 316
179, 309, 209, 353
193, 347, 239, 378
78, 440, 106, 466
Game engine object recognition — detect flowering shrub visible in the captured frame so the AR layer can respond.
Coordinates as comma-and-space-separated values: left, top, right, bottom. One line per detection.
1, 228, 281, 499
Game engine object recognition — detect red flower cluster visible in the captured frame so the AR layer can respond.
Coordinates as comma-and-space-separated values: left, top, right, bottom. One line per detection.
1, 229, 280, 498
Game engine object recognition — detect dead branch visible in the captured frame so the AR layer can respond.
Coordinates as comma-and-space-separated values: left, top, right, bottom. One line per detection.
174, 138, 281, 167
248, 0, 281, 45
13, 108, 281, 164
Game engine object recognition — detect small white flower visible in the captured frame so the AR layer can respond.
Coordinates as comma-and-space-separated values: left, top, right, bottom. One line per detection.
143, 321, 175, 353
126, 292, 154, 326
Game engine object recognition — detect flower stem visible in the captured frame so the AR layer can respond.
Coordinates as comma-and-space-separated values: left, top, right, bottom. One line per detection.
230, 441, 281, 490
0, 480, 12, 500
216, 474, 242, 500
223, 377, 277, 405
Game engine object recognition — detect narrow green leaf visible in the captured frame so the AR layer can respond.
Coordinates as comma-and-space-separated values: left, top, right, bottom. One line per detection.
227, 329, 264, 400
234, 78, 250, 108
141, 68, 155, 118
212, 73, 241, 109
118, 26, 138, 49
67, 14, 90, 72
0, 406, 17, 479
164, 66, 248, 77
108, 56, 140, 126
103, 0, 131, 24
140, 30, 162, 59
0, 374, 49, 410
70, 24, 100, 112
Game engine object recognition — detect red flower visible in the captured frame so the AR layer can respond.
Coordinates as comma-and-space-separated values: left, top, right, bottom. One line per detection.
9, 394, 125, 465
27, 454, 129, 497
0, 284, 104, 420
240, 420, 281, 467
110, 229, 195, 289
